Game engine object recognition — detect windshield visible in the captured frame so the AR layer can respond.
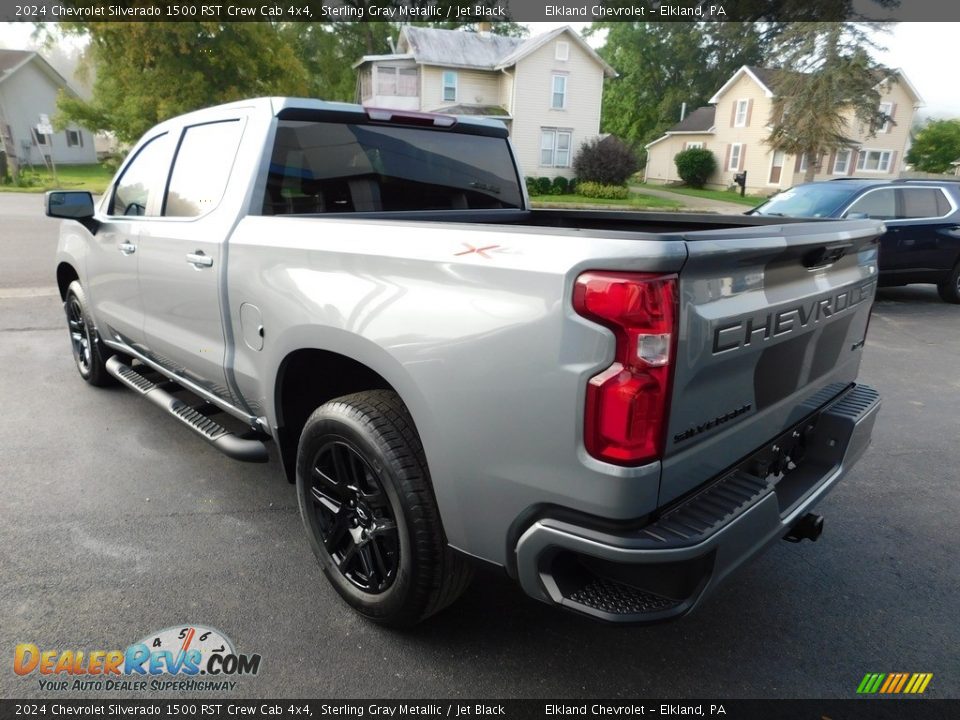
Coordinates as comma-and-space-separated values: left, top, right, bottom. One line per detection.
750, 184, 859, 218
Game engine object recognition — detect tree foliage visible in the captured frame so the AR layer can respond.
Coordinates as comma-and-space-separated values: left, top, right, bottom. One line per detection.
49, 23, 309, 144
674, 148, 717, 188
766, 23, 892, 181
573, 136, 638, 186
905, 120, 960, 174
590, 22, 764, 151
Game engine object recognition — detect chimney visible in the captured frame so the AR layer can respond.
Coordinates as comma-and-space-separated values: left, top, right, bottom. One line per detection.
478, 22, 492, 35
680, 102, 687, 121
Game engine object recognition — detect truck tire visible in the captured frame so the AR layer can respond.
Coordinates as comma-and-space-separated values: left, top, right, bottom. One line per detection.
64, 281, 117, 387
295, 390, 472, 626
936, 262, 960, 304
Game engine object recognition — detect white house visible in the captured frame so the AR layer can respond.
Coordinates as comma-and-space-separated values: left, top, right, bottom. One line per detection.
353, 25, 616, 178
0, 49, 97, 168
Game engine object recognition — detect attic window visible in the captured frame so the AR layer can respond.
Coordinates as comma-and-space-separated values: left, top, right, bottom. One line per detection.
555, 42, 569, 61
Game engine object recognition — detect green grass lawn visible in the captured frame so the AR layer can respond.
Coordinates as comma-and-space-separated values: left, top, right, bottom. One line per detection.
633, 183, 764, 207
1, 163, 115, 194
531, 192, 682, 211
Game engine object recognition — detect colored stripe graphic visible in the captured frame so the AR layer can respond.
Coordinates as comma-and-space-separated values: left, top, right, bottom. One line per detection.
857, 673, 932, 694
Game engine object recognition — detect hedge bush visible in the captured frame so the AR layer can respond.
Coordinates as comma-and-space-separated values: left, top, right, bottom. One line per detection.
573, 136, 638, 185
673, 147, 716, 188
577, 181, 630, 200
525, 176, 540, 196
536, 176, 552, 195
550, 176, 569, 195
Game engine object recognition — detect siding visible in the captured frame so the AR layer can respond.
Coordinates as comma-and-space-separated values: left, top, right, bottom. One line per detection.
509, 35, 605, 178
420, 66, 501, 111
644, 134, 713, 184
0, 61, 96, 165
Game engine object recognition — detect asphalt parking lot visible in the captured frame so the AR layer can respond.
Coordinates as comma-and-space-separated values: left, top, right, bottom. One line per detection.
1, 191, 957, 700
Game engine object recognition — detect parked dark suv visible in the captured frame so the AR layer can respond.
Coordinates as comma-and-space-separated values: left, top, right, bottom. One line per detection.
749, 179, 960, 303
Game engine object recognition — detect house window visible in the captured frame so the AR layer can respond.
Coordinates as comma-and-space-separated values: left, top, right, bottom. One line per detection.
33, 128, 46, 146
685, 142, 704, 149
833, 149, 851, 174
442, 71, 457, 102
555, 41, 569, 61
551, 75, 567, 110
729, 143, 743, 171
798, 153, 808, 172
377, 66, 418, 97
856, 149, 892, 173
879, 102, 893, 132
66, 129, 83, 148
734, 99, 749, 127
540, 128, 572, 167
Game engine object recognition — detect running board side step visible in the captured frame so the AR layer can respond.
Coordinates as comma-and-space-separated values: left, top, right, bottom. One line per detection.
105, 356, 269, 463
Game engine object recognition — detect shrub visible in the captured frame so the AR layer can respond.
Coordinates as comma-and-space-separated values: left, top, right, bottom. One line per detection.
573, 136, 638, 185
525, 176, 540, 196
577, 181, 630, 200
550, 176, 569, 195
536, 177, 552, 195
673, 147, 717, 188
568, 177, 578, 194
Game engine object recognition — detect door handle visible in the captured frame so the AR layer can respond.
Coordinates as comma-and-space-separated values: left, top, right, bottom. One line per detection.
186, 251, 213, 269
118, 242, 136, 255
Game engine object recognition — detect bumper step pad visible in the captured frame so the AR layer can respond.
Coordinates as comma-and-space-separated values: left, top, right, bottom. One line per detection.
568, 579, 679, 615
105, 356, 269, 463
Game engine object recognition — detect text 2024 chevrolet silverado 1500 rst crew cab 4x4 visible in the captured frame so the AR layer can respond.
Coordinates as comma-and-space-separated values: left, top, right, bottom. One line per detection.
47, 98, 881, 626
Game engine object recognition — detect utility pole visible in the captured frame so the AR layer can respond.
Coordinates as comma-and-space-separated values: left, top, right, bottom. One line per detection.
0, 100, 19, 183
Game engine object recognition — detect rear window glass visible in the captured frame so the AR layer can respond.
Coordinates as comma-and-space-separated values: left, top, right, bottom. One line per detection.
264, 120, 522, 215
899, 188, 949, 219
847, 189, 896, 220
751, 184, 856, 218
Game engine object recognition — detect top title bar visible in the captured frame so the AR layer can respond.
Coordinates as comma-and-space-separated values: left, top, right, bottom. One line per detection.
3, 0, 960, 23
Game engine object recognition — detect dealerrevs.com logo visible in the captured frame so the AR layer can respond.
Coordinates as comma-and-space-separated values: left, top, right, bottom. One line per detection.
14, 625, 261, 692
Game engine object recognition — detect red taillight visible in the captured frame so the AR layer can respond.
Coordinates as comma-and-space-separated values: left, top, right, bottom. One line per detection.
573, 272, 678, 465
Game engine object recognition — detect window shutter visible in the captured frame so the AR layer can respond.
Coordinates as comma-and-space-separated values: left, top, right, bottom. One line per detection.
826, 151, 836, 176
794, 154, 802, 172
745, 99, 753, 127
887, 103, 897, 133
683, 142, 688, 151
730, 102, 737, 127
847, 151, 856, 176
724, 144, 731, 169
889, 151, 898, 174
739, 145, 746, 170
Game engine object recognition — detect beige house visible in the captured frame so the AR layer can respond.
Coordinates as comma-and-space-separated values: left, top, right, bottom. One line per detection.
354, 25, 616, 178
644, 65, 923, 194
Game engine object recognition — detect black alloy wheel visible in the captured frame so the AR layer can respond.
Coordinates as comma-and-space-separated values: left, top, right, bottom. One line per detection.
307, 439, 400, 594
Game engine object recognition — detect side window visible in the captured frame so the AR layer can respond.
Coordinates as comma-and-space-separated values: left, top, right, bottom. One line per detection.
846, 189, 896, 220
110, 133, 174, 217
898, 188, 949, 219
164, 120, 244, 218
109, 133, 173, 216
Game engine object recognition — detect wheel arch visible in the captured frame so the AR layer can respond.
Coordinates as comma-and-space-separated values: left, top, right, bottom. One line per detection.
273, 348, 425, 484
56, 262, 80, 300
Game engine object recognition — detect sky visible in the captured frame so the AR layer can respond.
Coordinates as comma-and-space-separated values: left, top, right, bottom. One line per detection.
0, 21, 956, 119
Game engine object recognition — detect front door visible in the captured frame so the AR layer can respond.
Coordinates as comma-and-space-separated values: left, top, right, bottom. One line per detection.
768, 150, 785, 185
138, 118, 245, 400
87, 132, 175, 347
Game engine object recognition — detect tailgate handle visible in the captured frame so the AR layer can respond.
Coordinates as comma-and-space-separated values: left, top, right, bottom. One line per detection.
803, 242, 852, 269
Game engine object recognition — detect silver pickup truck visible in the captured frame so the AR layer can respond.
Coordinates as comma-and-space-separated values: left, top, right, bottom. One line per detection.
47, 97, 881, 626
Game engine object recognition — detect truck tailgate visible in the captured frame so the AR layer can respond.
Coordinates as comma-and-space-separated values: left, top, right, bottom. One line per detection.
660, 220, 882, 505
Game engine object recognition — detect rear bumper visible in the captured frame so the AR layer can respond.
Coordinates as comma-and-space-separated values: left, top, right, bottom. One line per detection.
514, 383, 880, 623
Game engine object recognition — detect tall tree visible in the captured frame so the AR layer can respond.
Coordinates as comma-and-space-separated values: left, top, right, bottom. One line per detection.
48, 22, 310, 144
906, 120, 960, 174
766, 23, 892, 181
591, 22, 763, 152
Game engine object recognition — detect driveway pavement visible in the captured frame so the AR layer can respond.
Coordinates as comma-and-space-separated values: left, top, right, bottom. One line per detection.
630, 185, 754, 213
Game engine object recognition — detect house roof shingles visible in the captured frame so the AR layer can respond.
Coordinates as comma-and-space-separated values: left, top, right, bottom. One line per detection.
0, 49, 33, 82
667, 106, 715, 133
398, 27, 525, 69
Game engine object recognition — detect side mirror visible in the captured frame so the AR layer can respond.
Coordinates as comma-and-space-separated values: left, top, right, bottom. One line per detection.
845, 211, 869, 220
46, 191, 98, 233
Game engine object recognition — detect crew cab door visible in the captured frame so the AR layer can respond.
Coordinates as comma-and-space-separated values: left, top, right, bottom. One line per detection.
137, 118, 246, 400
87, 132, 175, 347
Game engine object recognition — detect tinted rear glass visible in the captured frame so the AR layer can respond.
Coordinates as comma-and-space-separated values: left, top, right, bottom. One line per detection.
751, 184, 858, 218
264, 120, 522, 214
